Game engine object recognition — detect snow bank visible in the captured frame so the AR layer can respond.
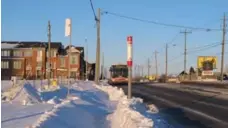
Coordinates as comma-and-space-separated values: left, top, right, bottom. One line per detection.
12, 83, 42, 105
46, 96, 61, 104
32, 99, 71, 128
1, 43, 19, 48
110, 98, 154, 128
40, 86, 68, 103
93, 83, 153, 128
1, 80, 13, 92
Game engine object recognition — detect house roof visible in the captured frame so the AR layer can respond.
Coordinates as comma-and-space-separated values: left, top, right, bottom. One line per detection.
1, 41, 62, 49
65, 45, 84, 55
1, 43, 19, 49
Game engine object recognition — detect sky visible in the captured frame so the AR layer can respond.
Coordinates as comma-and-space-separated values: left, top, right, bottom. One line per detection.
1, 0, 228, 75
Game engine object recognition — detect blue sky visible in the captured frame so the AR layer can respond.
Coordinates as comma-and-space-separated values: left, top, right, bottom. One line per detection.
2, 0, 228, 74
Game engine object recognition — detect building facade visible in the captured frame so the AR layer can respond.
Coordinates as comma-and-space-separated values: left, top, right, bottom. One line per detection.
1, 41, 86, 80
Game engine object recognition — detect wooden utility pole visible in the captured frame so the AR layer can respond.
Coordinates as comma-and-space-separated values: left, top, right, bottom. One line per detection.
165, 43, 168, 82
221, 13, 226, 82
47, 21, 51, 88
101, 52, 104, 79
85, 37, 88, 80
134, 65, 137, 78
138, 65, 140, 77
180, 29, 192, 74
154, 51, 158, 79
95, 8, 101, 84
147, 58, 150, 78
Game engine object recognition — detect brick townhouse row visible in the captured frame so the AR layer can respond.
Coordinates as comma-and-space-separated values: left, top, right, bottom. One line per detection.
1, 41, 94, 80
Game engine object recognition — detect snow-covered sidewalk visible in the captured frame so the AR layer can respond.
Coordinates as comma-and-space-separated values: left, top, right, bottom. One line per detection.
2, 103, 53, 128
33, 81, 115, 128
2, 80, 171, 128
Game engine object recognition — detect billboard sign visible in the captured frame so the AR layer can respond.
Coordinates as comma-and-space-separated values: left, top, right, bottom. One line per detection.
197, 56, 217, 70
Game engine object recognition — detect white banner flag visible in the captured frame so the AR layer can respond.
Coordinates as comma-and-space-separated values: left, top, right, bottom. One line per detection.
65, 18, 71, 37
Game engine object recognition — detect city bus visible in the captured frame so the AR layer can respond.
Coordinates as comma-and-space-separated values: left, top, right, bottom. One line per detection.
108, 64, 128, 85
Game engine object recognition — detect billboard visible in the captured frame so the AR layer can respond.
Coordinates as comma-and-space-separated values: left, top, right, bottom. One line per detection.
197, 56, 217, 70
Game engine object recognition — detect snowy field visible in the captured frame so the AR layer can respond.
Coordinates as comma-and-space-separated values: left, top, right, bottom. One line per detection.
1, 80, 172, 128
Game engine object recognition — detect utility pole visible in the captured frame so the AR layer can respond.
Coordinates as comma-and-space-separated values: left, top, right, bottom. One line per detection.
102, 52, 104, 79
154, 51, 158, 79
141, 65, 144, 78
221, 13, 226, 82
148, 58, 150, 78
47, 21, 51, 88
85, 37, 88, 80
138, 65, 140, 77
95, 8, 101, 84
180, 29, 192, 74
165, 43, 168, 82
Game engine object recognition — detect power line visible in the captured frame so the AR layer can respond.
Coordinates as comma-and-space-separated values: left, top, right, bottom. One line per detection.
165, 41, 224, 64
167, 33, 180, 45
187, 43, 221, 54
169, 54, 184, 62
89, 0, 98, 21
103, 11, 223, 31
155, 33, 180, 55
187, 42, 221, 51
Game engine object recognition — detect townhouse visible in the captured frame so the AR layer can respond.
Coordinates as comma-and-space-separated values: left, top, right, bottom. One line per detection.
1, 41, 88, 80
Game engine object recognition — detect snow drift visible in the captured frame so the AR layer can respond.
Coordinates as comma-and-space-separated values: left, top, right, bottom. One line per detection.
94, 83, 154, 128
12, 83, 42, 105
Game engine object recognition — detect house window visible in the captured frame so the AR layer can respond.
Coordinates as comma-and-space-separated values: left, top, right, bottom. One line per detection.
13, 51, 22, 57
13, 61, 22, 69
71, 55, 79, 65
1, 61, 9, 69
24, 50, 32, 57
70, 72, 76, 78
37, 61, 42, 67
46, 63, 51, 68
60, 57, 65, 67
52, 62, 56, 69
51, 50, 56, 57
1, 50, 10, 56
37, 50, 43, 62
37, 50, 42, 57
47, 50, 57, 57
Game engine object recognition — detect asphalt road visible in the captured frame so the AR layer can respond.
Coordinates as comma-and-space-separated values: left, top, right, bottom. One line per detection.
118, 83, 228, 128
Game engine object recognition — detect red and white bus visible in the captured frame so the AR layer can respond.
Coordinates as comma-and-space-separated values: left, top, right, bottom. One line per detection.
108, 64, 128, 85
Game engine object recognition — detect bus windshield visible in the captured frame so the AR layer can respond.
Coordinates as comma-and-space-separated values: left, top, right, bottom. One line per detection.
110, 67, 128, 78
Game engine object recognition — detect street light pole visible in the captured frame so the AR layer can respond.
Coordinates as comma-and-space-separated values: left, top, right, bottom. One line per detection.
65, 18, 72, 97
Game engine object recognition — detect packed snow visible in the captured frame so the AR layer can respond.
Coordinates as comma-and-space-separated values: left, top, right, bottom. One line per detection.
12, 83, 42, 105
2, 80, 171, 128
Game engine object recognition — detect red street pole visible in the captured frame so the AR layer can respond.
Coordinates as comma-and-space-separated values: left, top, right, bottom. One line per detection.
127, 36, 133, 99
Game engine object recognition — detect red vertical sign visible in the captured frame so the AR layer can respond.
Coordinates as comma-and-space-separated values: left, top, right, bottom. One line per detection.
127, 36, 133, 67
